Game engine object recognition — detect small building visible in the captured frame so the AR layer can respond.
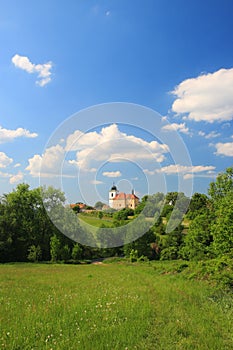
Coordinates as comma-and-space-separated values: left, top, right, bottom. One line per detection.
109, 185, 139, 210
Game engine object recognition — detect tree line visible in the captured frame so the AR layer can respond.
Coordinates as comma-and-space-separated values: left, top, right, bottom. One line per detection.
0, 167, 232, 263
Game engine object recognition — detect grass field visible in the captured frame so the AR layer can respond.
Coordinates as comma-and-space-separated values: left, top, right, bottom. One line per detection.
0, 263, 232, 350
78, 214, 114, 228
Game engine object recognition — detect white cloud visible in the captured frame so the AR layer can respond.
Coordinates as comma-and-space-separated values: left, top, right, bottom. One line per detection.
14, 163, 21, 168
161, 116, 168, 122
26, 144, 65, 177
171, 68, 233, 122
0, 171, 11, 178
144, 164, 215, 178
91, 180, 103, 185
161, 122, 190, 135
12, 54, 53, 87
66, 124, 169, 171
0, 152, 13, 168
102, 171, 122, 178
9, 171, 24, 184
215, 142, 233, 157
0, 169, 23, 184
198, 130, 221, 139
0, 125, 38, 144
183, 173, 193, 180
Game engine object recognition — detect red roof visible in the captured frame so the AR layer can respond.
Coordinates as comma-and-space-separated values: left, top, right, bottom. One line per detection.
114, 192, 126, 200
70, 203, 86, 209
113, 192, 139, 200
126, 193, 139, 199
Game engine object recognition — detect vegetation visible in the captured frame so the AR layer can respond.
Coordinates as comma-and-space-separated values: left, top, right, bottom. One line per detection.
0, 263, 232, 350
0, 167, 232, 349
0, 167, 232, 285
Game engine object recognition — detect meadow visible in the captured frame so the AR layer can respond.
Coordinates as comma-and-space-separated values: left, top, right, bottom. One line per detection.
0, 262, 232, 350
78, 213, 114, 228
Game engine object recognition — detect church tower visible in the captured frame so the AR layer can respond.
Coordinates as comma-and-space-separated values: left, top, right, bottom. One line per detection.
109, 184, 118, 208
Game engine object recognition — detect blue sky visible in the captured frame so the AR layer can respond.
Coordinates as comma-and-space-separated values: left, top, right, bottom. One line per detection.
0, 0, 233, 205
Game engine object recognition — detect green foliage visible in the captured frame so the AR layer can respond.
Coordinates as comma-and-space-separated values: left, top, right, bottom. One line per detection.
186, 257, 233, 289
208, 166, 233, 203
71, 204, 80, 213
211, 192, 233, 257
129, 248, 138, 262
180, 213, 213, 260
181, 167, 233, 261
71, 243, 82, 260
0, 167, 232, 266
0, 184, 60, 262
94, 201, 105, 210
60, 244, 71, 261
50, 235, 61, 262
160, 246, 178, 260
187, 192, 209, 219
27, 245, 42, 262
113, 208, 134, 221
98, 211, 103, 219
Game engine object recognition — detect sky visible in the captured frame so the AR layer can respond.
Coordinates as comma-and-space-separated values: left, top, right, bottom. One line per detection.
0, 0, 233, 206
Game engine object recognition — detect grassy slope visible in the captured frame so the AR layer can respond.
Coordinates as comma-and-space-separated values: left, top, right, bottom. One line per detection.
0, 263, 232, 350
78, 214, 114, 228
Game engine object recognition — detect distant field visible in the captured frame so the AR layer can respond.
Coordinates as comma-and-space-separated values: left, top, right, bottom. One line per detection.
0, 263, 232, 349
78, 214, 114, 227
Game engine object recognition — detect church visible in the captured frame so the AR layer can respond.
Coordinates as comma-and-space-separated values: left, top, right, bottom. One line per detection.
109, 184, 139, 210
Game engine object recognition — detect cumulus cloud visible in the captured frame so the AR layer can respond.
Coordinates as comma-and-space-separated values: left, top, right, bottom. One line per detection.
0, 152, 13, 168
12, 54, 53, 87
0, 169, 23, 184
171, 68, 233, 122
9, 171, 24, 184
102, 171, 122, 178
198, 130, 221, 139
26, 144, 65, 177
215, 142, 233, 156
0, 125, 38, 144
144, 164, 215, 178
161, 122, 190, 134
66, 124, 169, 171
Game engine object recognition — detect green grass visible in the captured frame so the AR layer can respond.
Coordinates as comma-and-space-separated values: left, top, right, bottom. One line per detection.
0, 263, 232, 349
78, 214, 114, 228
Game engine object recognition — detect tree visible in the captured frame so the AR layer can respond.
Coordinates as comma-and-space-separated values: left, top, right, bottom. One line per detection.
72, 205, 80, 214
27, 245, 42, 262
208, 167, 233, 204
60, 244, 71, 261
124, 226, 156, 259
114, 208, 134, 221
211, 192, 233, 257
94, 201, 105, 210
134, 195, 148, 215
180, 213, 213, 260
0, 184, 44, 261
187, 193, 209, 219
50, 235, 61, 262
98, 211, 103, 220
208, 167, 233, 257
72, 243, 83, 260
160, 223, 184, 260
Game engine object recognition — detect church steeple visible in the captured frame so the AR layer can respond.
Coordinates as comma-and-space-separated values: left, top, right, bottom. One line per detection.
109, 183, 118, 208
